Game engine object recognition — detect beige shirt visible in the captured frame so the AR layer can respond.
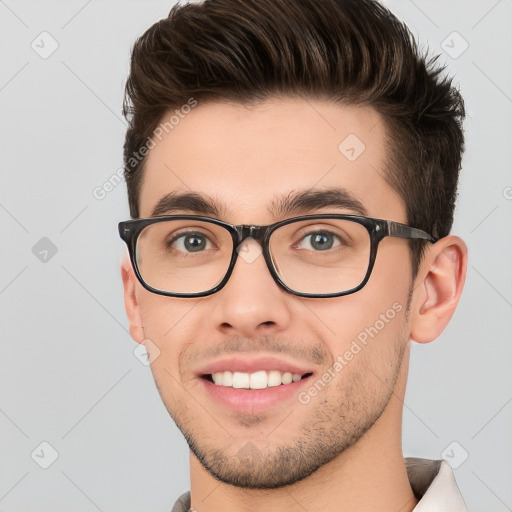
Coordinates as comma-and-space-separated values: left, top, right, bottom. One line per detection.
171, 457, 467, 512
407, 458, 467, 511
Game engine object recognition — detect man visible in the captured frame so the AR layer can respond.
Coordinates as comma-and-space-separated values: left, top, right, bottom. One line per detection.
119, 0, 468, 510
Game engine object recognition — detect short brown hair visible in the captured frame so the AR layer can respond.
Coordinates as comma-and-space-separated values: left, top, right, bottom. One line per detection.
122, 0, 465, 276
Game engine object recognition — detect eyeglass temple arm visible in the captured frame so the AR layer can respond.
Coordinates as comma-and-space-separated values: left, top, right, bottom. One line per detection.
386, 221, 437, 244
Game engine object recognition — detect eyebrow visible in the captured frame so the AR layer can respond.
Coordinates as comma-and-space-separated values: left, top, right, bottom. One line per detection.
268, 188, 368, 218
150, 187, 367, 219
151, 191, 222, 217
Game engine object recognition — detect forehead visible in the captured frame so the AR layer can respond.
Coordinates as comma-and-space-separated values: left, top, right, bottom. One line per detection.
139, 98, 405, 223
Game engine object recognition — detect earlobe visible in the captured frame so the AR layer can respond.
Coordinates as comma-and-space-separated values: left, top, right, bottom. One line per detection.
410, 236, 468, 344
120, 254, 146, 344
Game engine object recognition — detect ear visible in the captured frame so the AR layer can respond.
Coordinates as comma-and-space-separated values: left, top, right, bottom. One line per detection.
410, 235, 468, 344
121, 254, 145, 344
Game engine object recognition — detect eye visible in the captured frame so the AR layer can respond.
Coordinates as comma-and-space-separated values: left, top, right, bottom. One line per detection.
169, 232, 213, 252
296, 231, 341, 251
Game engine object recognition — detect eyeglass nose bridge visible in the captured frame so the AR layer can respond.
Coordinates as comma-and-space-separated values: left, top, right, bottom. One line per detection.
230, 225, 275, 272
233, 224, 270, 248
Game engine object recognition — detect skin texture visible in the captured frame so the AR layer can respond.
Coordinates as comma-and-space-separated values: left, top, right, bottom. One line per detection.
121, 98, 467, 512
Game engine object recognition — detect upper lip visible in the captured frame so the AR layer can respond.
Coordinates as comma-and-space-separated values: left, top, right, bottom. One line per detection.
196, 355, 314, 377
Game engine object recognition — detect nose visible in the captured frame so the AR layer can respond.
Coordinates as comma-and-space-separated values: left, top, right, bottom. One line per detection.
211, 238, 293, 338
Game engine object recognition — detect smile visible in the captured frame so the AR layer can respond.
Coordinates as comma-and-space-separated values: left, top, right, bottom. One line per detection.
208, 370, 310, 389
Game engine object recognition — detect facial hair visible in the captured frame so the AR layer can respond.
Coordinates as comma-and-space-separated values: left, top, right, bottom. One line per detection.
153, 331, 408, 489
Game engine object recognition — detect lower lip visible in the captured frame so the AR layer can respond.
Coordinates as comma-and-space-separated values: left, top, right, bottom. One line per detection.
201, 376, 312, 414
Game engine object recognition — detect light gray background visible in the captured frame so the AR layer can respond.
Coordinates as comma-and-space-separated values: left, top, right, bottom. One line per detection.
1, 1, 511, 511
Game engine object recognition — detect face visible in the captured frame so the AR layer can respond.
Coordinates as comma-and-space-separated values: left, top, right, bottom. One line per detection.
124, 98, 416, 488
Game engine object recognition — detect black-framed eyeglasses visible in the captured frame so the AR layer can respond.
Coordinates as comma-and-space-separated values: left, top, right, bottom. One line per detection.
118, 214, 436, 299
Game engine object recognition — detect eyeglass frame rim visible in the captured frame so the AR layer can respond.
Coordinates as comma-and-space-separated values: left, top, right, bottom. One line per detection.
118, 213, 437, 299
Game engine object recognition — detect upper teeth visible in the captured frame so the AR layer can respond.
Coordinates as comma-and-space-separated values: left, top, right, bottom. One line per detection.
211, 370, 302, 389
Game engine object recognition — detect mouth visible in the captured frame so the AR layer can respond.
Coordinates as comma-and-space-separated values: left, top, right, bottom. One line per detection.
202, 370, 313, 389
196, 356, 315, 414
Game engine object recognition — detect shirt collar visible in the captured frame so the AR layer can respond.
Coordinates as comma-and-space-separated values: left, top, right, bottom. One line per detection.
406, 457, 467, 511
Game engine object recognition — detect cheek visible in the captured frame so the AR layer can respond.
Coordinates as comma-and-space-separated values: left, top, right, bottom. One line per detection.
304, 261, 412, 358
372, 240, 413, 294
319, 300, 409, 405
136, 291, 205, 378
137, 289, 198, 339
310, 296, 408, 348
